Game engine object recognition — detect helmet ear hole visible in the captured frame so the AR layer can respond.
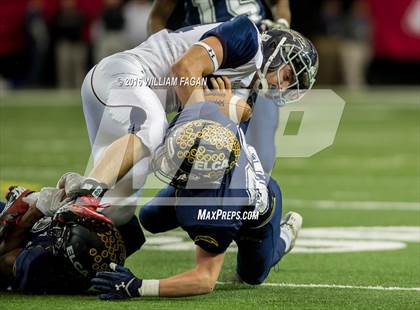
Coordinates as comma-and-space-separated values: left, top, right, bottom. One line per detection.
269, 41, 277, 50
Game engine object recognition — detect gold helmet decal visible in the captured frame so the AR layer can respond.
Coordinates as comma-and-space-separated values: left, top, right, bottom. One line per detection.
153, 119, 241, 187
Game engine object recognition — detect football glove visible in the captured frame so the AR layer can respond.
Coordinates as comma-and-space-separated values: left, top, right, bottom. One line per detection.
56, 173, 111, 231
53, 196, 113, 232
23, 187, 72, 217
91, 263, 142, 300
260, 18, 290, 32
57, 172, 108, 200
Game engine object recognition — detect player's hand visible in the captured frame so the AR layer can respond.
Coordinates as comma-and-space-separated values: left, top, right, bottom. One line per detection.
204, 76, 233, 106
57, 172, 108, 200
204, 76, 252, 123
23, 187, 72, 216
57, 172, 85, 194
260, 19, 290, 32
55, 173, 111, 231
91, 263, 143, 300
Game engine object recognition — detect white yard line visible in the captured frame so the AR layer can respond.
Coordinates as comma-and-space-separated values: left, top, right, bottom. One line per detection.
216, 281, 420, 292
137, 197, 419, 211
285, 199, 419, 211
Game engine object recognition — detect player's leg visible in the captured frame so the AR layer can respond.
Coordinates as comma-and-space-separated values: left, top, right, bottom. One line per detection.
81, 54, 167, 162
242, 96, 279, 173
80, 53, 168, 225
235, 178, 301, 285
117, 215, 146, 257
139, 185, 180, 234
234, 179, 284, 285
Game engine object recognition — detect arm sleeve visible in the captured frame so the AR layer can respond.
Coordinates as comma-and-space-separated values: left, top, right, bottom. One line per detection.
200, 15, 260, 69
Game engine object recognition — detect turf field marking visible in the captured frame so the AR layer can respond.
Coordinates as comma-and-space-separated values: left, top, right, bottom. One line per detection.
285, 199, 419, 211
143, 226, 419, 253
216, 282, 420, 292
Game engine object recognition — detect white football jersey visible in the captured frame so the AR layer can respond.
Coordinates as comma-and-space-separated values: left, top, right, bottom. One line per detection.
123, 17, 263, 113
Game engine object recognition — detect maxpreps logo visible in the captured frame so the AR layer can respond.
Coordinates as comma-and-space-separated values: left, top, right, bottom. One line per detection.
197, 209, 259, 221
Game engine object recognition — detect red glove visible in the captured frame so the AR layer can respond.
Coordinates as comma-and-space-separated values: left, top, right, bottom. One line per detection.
0, 186, 34, 240
53, 196, 113, 232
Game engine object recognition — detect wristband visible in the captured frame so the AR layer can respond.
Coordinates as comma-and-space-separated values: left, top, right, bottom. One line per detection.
229, 95, 242, 123
79, 178, 108, 199
139, 279, 160, 297
193, 42, 219, 71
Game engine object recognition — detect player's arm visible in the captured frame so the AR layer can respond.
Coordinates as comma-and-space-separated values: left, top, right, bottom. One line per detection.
148, 0, 177, 34
159, 246, 225, 296
267, 0, 291, 26
172, 16, 260, 106
0, 248, 21, 283
172, 36, 224, 105
92, 245, 225, 299
0, 205, 43, 256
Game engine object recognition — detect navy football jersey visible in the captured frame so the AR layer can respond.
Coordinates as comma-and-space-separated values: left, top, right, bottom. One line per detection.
168, 0, 273, 29
154, 103, 274, 253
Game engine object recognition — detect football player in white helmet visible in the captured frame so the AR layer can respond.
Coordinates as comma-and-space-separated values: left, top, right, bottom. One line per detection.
56, 16, 318, 230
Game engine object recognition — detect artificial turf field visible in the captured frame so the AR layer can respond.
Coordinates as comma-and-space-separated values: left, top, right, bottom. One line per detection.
0, 88, 419, 309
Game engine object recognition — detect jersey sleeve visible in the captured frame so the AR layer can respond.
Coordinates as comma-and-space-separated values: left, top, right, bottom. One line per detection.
200, 15, 260, 69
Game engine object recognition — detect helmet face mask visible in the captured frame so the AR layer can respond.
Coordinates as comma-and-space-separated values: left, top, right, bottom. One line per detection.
255, 29, 319, 106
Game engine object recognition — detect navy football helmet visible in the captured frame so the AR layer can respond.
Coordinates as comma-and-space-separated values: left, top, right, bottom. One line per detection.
50, 221, 126, 279
152, 119, 241, 188
255, 28, 319, 105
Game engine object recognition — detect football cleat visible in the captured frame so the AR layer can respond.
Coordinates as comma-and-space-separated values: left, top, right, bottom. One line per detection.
53, 196, 113, 232
280, 211, 303, 254
0, 186, 34, 240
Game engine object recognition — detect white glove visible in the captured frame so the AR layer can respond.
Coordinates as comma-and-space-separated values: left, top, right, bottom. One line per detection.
23, 187, 71, 216
260, 18, 290, 31
57, 172, 86, 195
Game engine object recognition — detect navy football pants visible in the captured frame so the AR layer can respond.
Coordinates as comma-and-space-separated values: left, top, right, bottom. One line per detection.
139, 178, 286, 285
235, 178, 286, 284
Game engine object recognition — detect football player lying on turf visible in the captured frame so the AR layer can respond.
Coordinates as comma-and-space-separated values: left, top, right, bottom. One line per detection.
66, 15, 317, 228
0, 187, 144, 294
91, 101, 302, 299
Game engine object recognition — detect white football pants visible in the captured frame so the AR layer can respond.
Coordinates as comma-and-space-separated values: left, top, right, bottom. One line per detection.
80, 53, 168, 226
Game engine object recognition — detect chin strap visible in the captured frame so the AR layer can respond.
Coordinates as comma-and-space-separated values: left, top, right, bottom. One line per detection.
254, 36, 287, 93
253, 70, 269, 93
